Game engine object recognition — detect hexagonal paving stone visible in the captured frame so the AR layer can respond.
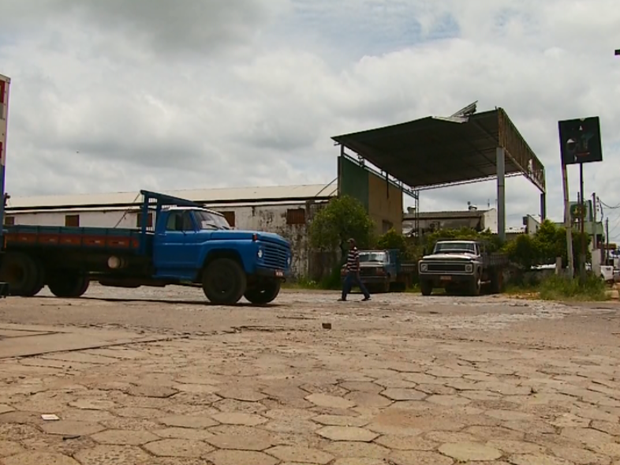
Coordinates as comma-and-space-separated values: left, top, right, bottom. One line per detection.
205, 425, 276, 451
1, 452, 80, 465
339, 382, 384, 394
312, 415, 370, 427
305, 393, 356, 409
439, 442, 502, 462
346, 392, 393, 408
41, 420, 105, 436
267, 446, 334, 464
389, 450, 454, 465
153, 427, 215, 441
68, 399, 116, 411
91, 429, 159, 445
127, 384, 178, 398
158, 414, 219, 429
485, 410, 534, 421
207, 450, 279, 465
316, 426, 379, 442
375, 435, 438, 451
425, 395, 471, 406
216, 387, 267, 402
508, 454, 573, 465
323, 441, 390, 459
550, 445, 611, 465
0, 440, 25, 457
333, 459, 388, 465
0, 404, 15, 414
143, 439, 214, 458
74, 445, 151, 464
381, 388, 426, 401
211, 412, 267, 426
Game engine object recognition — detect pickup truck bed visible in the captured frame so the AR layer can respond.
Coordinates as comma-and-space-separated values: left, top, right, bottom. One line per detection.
5, 225, 151, 253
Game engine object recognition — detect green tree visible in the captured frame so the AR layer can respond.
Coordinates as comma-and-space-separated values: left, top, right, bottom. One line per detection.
376, 228, 416, 260
504, 234, 540, 269
309, 195, 376, 255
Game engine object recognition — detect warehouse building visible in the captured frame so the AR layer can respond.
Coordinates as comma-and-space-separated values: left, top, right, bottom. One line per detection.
5, 182, 338, 278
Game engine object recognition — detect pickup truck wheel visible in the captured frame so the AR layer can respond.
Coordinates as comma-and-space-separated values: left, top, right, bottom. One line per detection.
420, 280, 432, 296
0, 252, 41, 296
202, 258, 247, 305
468, 275, 482, 296
244, 280, 281, 305
48, 270, 90, 298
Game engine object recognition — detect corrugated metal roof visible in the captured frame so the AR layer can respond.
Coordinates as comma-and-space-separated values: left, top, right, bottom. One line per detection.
7, 182, 338, 210
403, 208, 495, 220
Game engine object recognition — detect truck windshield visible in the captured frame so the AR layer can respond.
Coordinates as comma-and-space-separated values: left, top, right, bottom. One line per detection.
359, 252, 387, 263
194, 210, 231, 230
434, 242, 476, 254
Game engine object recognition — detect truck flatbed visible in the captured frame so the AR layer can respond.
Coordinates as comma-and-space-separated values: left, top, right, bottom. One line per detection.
5, 225, 152, 253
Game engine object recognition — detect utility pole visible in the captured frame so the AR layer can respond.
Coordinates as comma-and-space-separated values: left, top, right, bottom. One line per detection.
561, 163, 574, 278
606, 217, 610, 264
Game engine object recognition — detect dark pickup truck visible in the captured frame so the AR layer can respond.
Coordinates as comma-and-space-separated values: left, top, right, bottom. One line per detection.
342, 249, 416, 292
418, 240, 507, 296
0, 190, 292, 305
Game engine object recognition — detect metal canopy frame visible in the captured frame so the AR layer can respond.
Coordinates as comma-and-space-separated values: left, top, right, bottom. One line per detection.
331, 108, 546, 193
332, 106, 547, 241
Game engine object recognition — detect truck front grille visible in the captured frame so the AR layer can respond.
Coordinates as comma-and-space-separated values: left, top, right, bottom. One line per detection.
261, 244, 289, 269
426, 262, 467, 272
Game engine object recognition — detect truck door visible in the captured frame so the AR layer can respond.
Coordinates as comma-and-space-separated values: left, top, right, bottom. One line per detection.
153, 211, 197, 275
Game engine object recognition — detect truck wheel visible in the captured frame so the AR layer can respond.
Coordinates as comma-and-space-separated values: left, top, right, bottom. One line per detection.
244, 280, 281, 305
468, 275, 482, 296
48, 270, 90, 298
24, 258, 46, 297
420, 280, 432, 296
0, 252, 41, 296
202, 258, 247, 305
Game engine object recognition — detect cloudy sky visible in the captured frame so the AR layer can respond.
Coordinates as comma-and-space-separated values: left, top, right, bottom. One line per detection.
1, 1, 619, 235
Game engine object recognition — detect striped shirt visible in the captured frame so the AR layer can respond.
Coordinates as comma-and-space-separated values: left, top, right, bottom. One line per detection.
346, 246, 360, 272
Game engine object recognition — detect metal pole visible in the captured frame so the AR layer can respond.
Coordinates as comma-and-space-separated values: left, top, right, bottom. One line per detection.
579, 163, 586, 282
496, 147, 506, 242
561, 163, 574, 278
606, 217, 610, 264
592, 193, 597, 249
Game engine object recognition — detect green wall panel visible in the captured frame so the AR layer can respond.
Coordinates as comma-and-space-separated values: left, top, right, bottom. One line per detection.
338, 156, 369, 211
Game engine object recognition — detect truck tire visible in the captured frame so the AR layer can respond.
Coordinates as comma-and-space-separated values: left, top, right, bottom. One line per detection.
0, 252, 42, 296
202, 258, 247, 305
468, 275, 482, 296
420, 280, 432, 296
48, 270, 90, 298
244, 279, 281, 305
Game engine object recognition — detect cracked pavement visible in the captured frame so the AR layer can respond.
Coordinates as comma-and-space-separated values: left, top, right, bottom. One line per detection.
1, 286, 620, 464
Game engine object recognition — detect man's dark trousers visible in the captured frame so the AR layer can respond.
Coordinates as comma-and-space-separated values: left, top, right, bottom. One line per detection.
341, 271, 370, 300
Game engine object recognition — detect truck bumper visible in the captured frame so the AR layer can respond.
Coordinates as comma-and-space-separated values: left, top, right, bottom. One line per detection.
359, 276, 389, 284
255, 267, 289, 280
419, 274, 474, 286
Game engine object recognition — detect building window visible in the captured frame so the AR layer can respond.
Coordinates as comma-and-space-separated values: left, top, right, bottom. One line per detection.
136, 212, 153, 228
65, 214, 80, 227
286, 208, 306, 225
4, 216, 14, 226
219, 211, 236, 227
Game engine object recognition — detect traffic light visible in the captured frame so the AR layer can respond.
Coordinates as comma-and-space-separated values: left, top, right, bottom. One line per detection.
558, 116, 603, 165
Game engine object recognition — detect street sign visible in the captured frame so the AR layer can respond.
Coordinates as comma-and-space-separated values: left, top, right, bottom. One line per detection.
558, 117, 603, 165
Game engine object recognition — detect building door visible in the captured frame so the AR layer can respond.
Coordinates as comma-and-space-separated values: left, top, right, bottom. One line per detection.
153, 211, 197, 276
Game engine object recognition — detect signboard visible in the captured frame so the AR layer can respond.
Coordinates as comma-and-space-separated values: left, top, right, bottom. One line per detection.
0, 74, 9, 167
558, 117, 603, 165
569, 200, 593, 222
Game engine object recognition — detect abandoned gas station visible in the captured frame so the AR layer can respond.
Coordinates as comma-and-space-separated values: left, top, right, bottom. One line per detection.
332, 102, 547, 241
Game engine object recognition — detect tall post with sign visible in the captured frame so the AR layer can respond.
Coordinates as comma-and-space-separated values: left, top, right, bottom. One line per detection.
558, 116, 604, 282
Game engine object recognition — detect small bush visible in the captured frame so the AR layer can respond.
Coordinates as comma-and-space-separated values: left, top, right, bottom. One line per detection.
538, 275, 608, 302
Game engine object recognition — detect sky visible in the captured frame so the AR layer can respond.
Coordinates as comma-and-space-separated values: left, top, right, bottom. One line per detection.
0, 0, 619, 236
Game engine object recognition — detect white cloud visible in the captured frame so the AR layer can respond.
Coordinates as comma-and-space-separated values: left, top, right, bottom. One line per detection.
0, 0, 619, 238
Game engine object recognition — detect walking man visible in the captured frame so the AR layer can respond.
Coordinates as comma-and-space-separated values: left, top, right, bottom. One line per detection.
339, 238, 371, 302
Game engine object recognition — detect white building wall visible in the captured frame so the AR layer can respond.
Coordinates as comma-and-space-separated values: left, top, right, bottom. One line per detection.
6, 203, 314, 277
482, 208, 498, 234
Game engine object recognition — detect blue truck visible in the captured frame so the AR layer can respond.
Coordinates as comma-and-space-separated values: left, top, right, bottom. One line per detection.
0, 190, 292, 305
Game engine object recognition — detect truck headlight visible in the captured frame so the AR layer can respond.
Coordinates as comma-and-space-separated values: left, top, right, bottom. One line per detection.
257, 249, 263, 258
465, 264, 473, 273
420, 263, 428, 272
